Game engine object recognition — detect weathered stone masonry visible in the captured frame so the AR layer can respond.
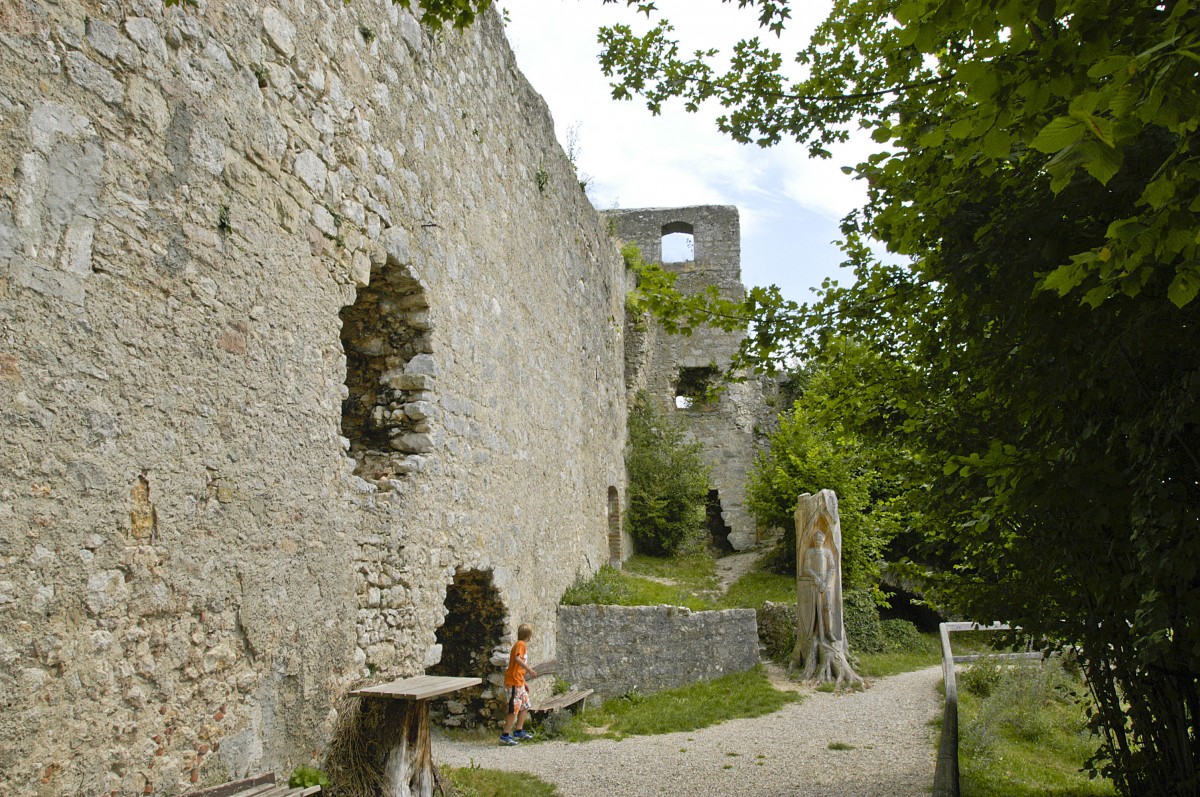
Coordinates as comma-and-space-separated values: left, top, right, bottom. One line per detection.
0, 3, 626, 794
557, 604, 760, 698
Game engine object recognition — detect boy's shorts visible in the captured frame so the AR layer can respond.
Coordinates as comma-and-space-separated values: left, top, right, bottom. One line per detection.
507, 685, 531, 714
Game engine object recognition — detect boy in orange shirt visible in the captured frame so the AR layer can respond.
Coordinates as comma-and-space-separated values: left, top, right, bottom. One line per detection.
500, 623, 538, 746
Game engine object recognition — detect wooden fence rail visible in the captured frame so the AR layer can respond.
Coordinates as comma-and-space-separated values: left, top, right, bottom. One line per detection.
932, 621, 1044, 797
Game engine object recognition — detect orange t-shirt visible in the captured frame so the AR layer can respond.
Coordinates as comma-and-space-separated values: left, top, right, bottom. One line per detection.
504, 640, 527, 687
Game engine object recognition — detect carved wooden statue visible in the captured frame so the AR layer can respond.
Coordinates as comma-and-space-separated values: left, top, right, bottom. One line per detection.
791, 490, 863, 687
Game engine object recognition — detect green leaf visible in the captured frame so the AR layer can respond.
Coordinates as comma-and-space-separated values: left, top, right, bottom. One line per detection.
1040, 262, 1087, 296
1167, 269, 1200, 308
1081, 141, 1121, 184
1088, 56, 1132, 78
1140, 177, 1176, 210
1030, 116, 1086, 153
982, 127, 1011, 159
949, 117, 976, 139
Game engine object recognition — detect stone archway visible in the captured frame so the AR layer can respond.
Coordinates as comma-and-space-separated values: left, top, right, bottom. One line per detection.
429, 568, 506, 728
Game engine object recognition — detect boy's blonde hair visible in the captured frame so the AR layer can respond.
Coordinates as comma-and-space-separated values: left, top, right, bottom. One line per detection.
517, 623, 533, 641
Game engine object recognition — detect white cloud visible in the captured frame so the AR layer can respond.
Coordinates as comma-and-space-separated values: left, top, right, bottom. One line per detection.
503, 0, 869, 300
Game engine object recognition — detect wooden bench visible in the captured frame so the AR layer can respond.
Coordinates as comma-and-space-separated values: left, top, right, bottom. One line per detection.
531, 689, 593, 715
180, 772, 321, 797
526, 659, 592, 716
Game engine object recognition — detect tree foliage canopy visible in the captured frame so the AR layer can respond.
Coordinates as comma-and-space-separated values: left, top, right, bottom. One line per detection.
746, 350, 904, 591
601, 1, 1200, 793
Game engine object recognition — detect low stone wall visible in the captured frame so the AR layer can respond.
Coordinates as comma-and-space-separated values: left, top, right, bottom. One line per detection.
758, 600, 797, 662
557, 604, 759, 697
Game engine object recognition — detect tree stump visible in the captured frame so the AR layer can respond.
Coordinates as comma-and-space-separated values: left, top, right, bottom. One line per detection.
381, 701, 436, 797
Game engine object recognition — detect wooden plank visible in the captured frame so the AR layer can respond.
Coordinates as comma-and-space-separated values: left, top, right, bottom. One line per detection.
277, 786, 323, 797
350, 675, 481, 701
532, 689, 593, 713
242, 787, 288, 797
234, 784, 287, 797
179, 774, 275, 797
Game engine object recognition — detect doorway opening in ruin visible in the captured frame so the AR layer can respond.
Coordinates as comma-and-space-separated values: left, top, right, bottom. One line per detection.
607, 486, 622, 565
339, 258, 434, 482
429, 568, 506, 728
707, 489, 734, 553
661, 221, 695, 263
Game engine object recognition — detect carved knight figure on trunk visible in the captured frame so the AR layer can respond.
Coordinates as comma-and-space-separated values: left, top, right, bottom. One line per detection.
791, 490, 863, 686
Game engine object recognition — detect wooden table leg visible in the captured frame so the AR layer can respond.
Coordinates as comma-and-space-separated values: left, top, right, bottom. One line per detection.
382, 699, 435, 797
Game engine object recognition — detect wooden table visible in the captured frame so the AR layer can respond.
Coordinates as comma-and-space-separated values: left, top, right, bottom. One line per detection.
350, 676, 481, 797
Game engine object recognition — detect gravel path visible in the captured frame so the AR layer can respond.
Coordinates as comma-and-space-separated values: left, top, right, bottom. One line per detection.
434, 665, 942, 797
714, 549, 765, 591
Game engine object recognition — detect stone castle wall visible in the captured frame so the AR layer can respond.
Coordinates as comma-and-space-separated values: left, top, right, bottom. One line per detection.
609, 206, 768, 551
557, 604, 760, 697
0, 2, 626, 794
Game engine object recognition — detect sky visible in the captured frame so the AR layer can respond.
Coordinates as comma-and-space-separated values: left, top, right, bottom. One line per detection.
501, 0, 876, 306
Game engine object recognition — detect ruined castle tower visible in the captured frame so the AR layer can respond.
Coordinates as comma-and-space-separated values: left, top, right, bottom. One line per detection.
609, 206, 770, 552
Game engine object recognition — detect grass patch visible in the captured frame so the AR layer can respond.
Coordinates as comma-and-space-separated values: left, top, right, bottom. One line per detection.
625, 552, 719, 592
958, 655, 1115, 797
560, 564, 712, 610
442, 764, 561, 797
555, 665, 800, 740
855, 632, 942, 677
716, 570, 795, 609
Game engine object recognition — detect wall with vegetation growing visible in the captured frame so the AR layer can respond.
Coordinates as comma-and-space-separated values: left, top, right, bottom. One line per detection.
610, 206, 771, 551
0, 2, 626, 794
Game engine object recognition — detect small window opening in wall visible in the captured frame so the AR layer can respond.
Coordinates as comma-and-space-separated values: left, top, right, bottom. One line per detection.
339, 258, 434, 482
675, 365, 718, 410
430, 568, 506, 728
707, 490, 735, 553
661, 221, 695, 263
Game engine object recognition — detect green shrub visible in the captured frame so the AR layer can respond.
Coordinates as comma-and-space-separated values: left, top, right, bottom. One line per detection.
625, 392, 710, 556
561, 565, 631, 605
880, 618, 923, 651
288, 766, 330, 789
842, 588, 885, 654
745, 396, 900, 587
960, 659, 1006, 699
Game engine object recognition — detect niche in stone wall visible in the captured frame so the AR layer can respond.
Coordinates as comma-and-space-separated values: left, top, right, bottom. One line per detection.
607, 486, 622, 565
429, 568, 506, 728
339, 259, 436, 482
707, 489, 734, 553
661, 221, 695, 263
